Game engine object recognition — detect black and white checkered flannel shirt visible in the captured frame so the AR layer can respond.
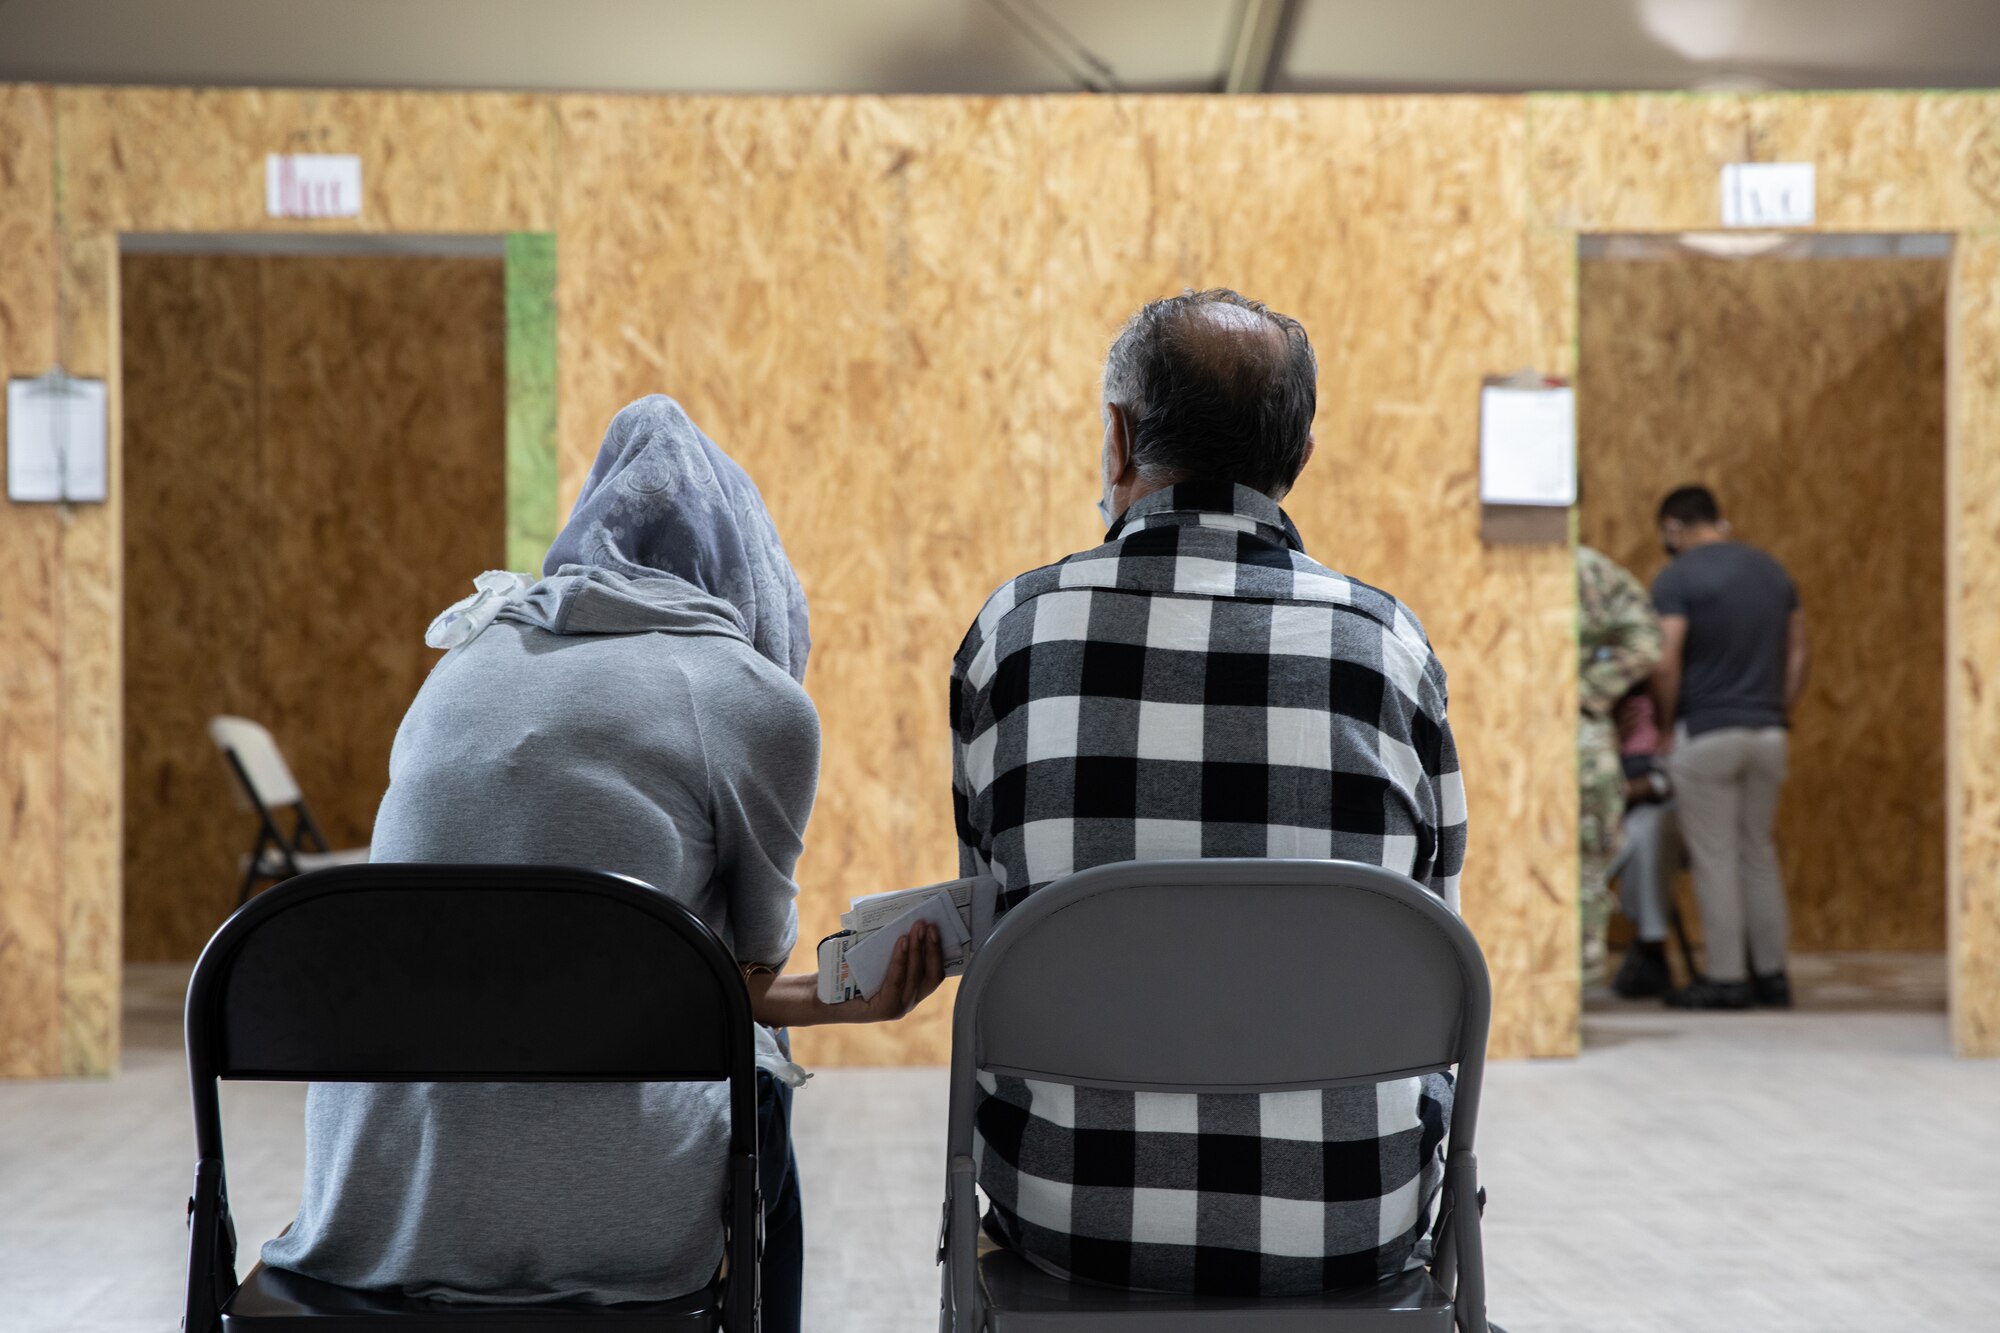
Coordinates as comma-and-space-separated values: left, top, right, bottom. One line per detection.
949, 481, 1468, 1297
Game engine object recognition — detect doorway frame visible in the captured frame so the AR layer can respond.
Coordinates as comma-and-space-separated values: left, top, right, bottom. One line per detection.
1522, 90, 2000, 1056
110, 229, 557, 966
2, 86, 558, 1076
1572, 230, 1954, 972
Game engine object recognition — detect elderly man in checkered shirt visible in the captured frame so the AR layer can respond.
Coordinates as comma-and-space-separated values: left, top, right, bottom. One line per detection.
949, 288, 1468, 1298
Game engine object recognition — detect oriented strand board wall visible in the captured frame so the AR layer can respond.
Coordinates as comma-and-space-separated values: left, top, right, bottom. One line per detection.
1036, 97, 1578, 1063
0, 84, 126, 1075
57, 88, 558, 236
54, 231, 123, 1077
14, 85, 2000, 1076
0, 85, 556, 1074
1578, 254, 1948, 952
1522, 91, 2000, 1054
558, 97, 1067, 1068
1527, 93, 2000, 234
121, 253, 506, 961
557, 95, 1578, 1064
1947, 235, 2000, 1055
0, 85, 64, 1077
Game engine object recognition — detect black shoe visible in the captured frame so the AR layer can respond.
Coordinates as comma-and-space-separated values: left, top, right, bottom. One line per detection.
1664, 978, 1754, 1010
1611, 943, 1671, 999
1752, 970, 1792, 1008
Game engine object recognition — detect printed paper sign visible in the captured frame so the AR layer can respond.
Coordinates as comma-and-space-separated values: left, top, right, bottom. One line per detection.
1721, 162, 1815, 228
266, 154, 363, 219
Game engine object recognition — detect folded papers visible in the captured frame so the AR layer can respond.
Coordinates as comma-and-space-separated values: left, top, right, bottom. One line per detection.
816, 876, 981, 1002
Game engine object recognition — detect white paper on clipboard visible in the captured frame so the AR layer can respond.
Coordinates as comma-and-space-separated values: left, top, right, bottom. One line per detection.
7, 371, 108, 503
1479, 381, 1575, 507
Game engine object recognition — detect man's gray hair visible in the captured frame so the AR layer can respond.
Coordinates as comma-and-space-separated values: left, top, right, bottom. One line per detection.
1101, 288, 1317, 496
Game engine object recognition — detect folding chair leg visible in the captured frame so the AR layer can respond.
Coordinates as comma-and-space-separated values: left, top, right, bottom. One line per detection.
722, 1152, 761, 1333
235, 863, 262, 908
183, 1156, 238, 1333
942, 1155, 982, 1333
1447, 1150, 1488, 1333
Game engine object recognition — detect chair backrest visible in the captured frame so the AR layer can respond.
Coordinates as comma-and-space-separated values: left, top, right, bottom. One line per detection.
182, 864, 762, 1332
209, 715, 303, 810
185, 864, 753, 1088
950, 858, 1490, 1144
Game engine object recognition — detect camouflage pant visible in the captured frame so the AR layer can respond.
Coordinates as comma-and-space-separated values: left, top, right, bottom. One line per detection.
1579, 714, 1626, 985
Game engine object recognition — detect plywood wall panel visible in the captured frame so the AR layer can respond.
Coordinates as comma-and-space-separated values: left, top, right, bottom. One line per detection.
1530, 93, 2000, 234
120, 254, 267, 962
120, 255, 506, 962
1041, 96, 1575, 1059
257, 255, 508, 855
56, 88, 258, 235
558, 96, 926, 1059
846, 98, 1052, 1064
57, 87, 557, 234
1947, 235, 2000, 1056
1526, 225, 1579, 375
56, 234, 122, 1074
558, 96, 1056, 1065
1520, 223, 1583, 1055
559, 94, 1579, 1063
1578, 254, 1948, 954
10, 83, 547, 1074
0, 84, 64, 1078
54, 236, 124, 1072
19, 85, 2000, 1075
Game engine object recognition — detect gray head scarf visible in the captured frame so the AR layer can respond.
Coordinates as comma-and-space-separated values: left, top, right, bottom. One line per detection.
544, 395, 810, 681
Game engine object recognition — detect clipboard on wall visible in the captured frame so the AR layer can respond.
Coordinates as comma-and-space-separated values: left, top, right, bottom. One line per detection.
7, 368, 109, 503
1479, 370, 1573, 545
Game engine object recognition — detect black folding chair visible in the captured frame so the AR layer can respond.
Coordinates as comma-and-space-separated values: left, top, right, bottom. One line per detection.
183, 864, 762, 1333
208, 716, 368, 905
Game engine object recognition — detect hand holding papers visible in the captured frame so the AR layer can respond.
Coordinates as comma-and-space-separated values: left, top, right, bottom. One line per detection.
817, 876, 984, 1003
842, 892, 970, 999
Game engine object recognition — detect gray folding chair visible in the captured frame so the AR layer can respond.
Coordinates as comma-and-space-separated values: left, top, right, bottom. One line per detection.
939, 859, 1491, 1333
209, 716, 369, 904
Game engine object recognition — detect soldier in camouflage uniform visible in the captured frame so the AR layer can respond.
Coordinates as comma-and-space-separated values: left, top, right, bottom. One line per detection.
1578, 546, 1662, 984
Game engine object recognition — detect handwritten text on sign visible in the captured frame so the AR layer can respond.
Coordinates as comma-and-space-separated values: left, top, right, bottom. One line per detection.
1720, 162, 1815, 228
266, 154, 363, 219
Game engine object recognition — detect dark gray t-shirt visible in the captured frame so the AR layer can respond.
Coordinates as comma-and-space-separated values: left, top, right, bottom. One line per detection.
1652, 541, 1798, 736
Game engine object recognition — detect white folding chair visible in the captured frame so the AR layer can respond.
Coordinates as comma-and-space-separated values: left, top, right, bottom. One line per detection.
209, 716, 369, 905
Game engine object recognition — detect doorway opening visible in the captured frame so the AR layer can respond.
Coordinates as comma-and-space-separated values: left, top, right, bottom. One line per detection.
119, 233, 511, 963
1578, 232, 1949, 1011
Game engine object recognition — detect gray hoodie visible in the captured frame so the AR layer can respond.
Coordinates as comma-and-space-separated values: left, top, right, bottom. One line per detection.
260, 569, 819, 1304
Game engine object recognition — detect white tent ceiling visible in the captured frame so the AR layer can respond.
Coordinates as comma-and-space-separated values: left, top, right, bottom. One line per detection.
1, 0, 1996, 95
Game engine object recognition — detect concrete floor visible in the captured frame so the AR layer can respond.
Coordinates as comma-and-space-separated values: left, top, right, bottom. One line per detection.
3, 956, 1996, 1332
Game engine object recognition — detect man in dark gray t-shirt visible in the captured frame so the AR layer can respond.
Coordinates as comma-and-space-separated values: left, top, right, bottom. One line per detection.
1654, 537, 1797, 735
1651, 485, 1810, 1010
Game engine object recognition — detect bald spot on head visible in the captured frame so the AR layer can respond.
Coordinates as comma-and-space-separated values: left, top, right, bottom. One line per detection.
1161, 299, 1293, 401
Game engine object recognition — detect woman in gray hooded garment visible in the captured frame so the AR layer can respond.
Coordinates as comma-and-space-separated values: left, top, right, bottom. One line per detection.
261, 396, 946, 1331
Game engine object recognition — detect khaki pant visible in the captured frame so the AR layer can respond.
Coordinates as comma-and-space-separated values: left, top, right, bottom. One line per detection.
1668, 726, 1789, 981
